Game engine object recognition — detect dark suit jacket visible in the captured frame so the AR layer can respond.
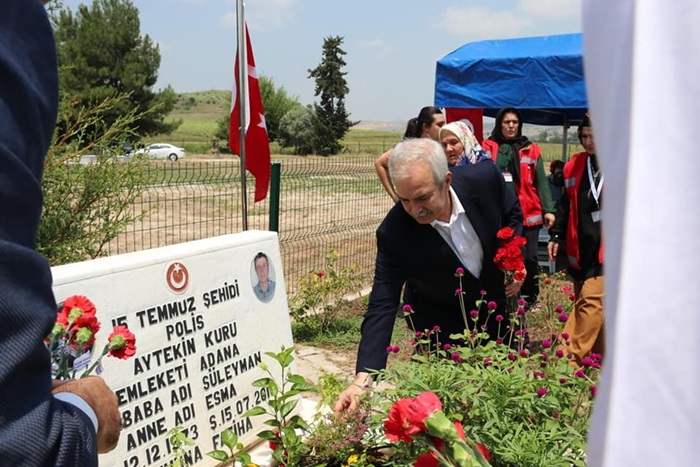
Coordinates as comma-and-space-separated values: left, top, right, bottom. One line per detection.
0, 2, 98, 465
356, 161, 523, 373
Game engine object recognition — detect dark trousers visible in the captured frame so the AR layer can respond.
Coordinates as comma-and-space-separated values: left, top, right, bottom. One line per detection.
522, 225, 541, 304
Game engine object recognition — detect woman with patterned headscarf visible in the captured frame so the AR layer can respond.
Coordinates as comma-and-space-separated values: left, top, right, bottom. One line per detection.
439, 119, 490, 167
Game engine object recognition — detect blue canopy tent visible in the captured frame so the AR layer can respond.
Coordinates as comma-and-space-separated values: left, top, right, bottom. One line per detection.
434, 33, 587, 149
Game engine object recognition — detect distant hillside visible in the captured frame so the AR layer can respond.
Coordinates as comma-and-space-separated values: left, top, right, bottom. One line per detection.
172, 90, 230, 116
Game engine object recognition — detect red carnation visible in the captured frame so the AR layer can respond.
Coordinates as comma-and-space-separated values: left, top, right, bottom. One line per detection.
406, 391, 443, 433
384, 398, 415, 443
496, 227, 515, 240
414, 452, 439, 467
107, 326, 136, 360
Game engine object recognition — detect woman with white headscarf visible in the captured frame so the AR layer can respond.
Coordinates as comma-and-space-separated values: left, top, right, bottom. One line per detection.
439, 119, 490, 167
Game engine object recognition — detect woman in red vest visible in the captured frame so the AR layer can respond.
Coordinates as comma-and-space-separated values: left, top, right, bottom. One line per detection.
547, 114, 604, 367
483, 108, 555, 307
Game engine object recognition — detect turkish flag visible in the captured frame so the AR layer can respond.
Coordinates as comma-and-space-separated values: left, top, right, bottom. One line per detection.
229, 24, 270, 202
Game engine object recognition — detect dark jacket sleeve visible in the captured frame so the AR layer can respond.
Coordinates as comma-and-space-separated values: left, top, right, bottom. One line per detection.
0, 2, 98, 465
355, 220, 406, 374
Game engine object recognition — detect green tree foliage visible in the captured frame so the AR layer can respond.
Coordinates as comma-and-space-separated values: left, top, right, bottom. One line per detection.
278, 106, 317, 155
52, 0, 179, 139
38, 92, 151, 265
215, 75, 300, 144
308, 36, 356, 156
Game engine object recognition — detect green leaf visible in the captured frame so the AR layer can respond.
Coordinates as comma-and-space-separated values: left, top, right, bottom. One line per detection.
242, 406, 267, 417
279, 400, 298, 418
221, 429, 238, 451
206, 450, 230, 461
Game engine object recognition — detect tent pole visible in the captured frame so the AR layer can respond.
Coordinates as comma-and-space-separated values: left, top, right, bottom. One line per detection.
562, 116, 570, 161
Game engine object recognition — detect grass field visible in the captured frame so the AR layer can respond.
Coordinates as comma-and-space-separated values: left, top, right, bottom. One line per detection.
155, 91, 583, 159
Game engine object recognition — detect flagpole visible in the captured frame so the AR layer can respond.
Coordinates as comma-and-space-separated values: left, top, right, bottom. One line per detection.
236, 0, 249, 230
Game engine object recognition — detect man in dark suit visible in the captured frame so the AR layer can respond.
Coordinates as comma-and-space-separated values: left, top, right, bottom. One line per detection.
0, 1, 121, 464
335, 138, 523, 412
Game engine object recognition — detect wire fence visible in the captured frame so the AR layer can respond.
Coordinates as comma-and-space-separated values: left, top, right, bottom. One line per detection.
107, 154, 394, 293
105, 142, 577, 294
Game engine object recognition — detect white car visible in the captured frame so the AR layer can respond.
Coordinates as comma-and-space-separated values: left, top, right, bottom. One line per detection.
135, 143, 186, 161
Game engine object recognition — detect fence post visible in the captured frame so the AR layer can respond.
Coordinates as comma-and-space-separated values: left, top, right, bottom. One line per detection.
268, 161, 281, 232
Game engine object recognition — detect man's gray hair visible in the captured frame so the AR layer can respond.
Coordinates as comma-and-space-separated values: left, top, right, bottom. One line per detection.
388, 138, 448, 187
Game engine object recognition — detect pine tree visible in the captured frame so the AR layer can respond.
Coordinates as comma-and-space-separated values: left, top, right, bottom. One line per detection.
308, 36, 356, 156
52, 0, 179, 139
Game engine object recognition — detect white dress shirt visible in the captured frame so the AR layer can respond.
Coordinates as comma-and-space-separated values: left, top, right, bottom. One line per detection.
431, 187, 484, 278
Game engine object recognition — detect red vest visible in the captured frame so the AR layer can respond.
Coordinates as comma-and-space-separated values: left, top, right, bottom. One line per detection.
563, 152, 604, 269
483, 139, 544, 227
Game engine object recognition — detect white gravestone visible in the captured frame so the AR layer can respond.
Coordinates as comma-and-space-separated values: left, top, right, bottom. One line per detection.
50, 231, 295, 467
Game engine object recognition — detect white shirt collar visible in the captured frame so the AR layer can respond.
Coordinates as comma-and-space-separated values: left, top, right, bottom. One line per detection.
431, 187, 464, 227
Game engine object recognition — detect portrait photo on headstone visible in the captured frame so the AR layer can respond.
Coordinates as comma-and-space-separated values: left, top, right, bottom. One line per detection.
250, 251, 276, 303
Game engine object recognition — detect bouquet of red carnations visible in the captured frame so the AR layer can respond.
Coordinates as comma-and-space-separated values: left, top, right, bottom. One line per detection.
46, 295, 136, 380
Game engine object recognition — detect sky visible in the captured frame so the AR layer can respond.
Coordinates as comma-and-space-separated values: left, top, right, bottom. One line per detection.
60, 0, 582, 123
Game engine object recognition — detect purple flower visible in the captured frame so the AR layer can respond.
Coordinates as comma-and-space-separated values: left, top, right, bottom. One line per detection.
589, 385, 598, 397
517, 307, 526, 315
451, 352, 462, 363
537, 387, 547, 397
470, 309, 479, 319
517, 298, 526, 306
534, 371, 544, 379
496, 338, 504, 345
393, 346, 400, 353
582, 357, 594, 367
591, 353, 602, 361
483, 358, 493, 366
455, 267, 465, 276
487, 301, 498, 310
515, 329, 523, 337
495, 314, 504, 322
562, 332, 570, 340
411, 340, 417, 347
555, 305, 564, 313
542, 339, 552, 349
443, 343, 452, 350
559, 378, 567, 384
432, 325, 440, 332
519, 349, 528, 357
558, 313, 569, 322
555, 349, 564, 358
480, 289, 487, 295
455, 288, 463, 295
575, 369, 586, 378
402, 304, 412, 312
386, 346, 393, 353
551, 332, 558, 341
552, 412, 560, 419
508, 352, 516, 361
415, 331, 423, 338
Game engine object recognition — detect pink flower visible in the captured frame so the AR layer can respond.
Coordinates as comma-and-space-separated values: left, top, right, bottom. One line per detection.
574, 369, 586, 378
534, 371, 544, 379
508, 353, 516, 361
443, 343, 451, 351
558, 313, 569, 322
480, 289, 487, 295
495, 314, 504, 322
469, 309, 479, 319
452, 352, 462, 363
483, 358, 492, 366
455, 267, 465, 276
537, 388, 547, 397
589, 385, 598, 397
555, 349, 564, 358
454, 288, 463, 295
559, 378, 567, 384
552, 412, 560, 419
542, 339, 552, 349
487, 301, 498, 310
562, 332, 570, 340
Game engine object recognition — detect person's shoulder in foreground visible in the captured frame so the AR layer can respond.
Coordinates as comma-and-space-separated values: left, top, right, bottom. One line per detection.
0, 1, 120, 465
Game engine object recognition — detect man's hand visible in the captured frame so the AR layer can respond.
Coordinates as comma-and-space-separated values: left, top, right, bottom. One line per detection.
334, 372, 371, 413
505, 269, 526, 297
548, 241, 559, 262
544, 213, 555, 229
52, 376, 121, 453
